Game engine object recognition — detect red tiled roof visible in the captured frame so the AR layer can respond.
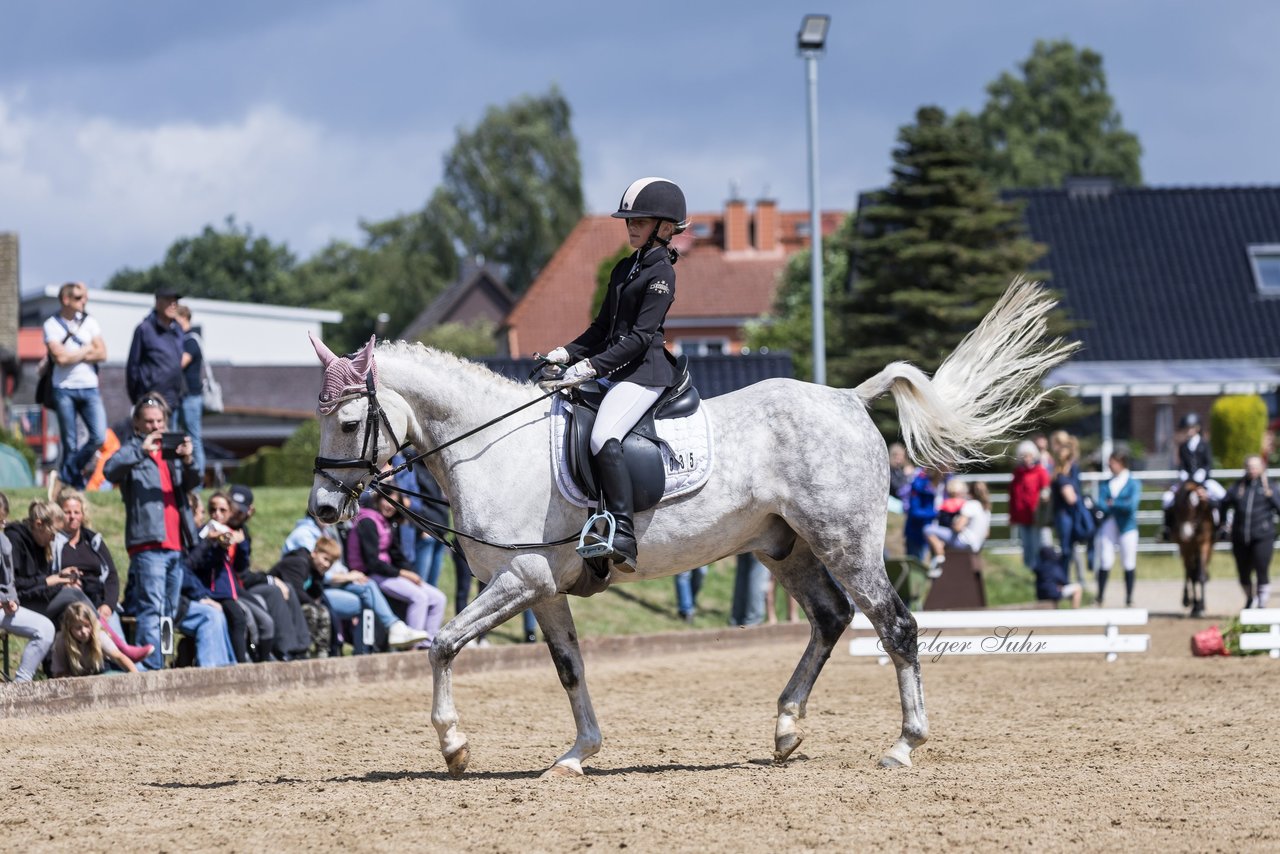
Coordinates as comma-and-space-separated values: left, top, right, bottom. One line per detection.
503, 208, 846, 356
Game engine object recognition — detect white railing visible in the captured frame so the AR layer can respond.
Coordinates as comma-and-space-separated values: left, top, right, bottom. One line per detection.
1239, 608, 1280, 659
850, 608, 1150, 663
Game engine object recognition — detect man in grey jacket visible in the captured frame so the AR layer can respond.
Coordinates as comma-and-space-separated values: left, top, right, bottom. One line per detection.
104, 395, 199, 670
0, 492, 56, 681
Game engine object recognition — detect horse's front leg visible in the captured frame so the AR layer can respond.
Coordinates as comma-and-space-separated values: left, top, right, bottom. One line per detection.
430, 562, 554, 778
531, 594, 602, 778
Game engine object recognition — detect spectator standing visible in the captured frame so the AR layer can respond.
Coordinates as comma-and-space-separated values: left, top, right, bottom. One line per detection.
104, 394, 199, 670
44, 282, 108, 491
125, 286, 185, 411
673, 565, 707, 623
346, 493, 446, 647
1010, 440, 1052, 569
904, 468, 946, 562
1096, 449, 1142, 607
0, 492, 56, 682
173, 305, 206, 481
887, 443, 915, 513
1049, 432, 1089, 585
7, 499, 97, 629
729, 553, 768, 627
405, 456, 451, 587
1222, 454, 1280, 609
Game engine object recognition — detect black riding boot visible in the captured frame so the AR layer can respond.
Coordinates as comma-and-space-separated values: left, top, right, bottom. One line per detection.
1161, 506, 1175, 542
595, 438, 637, 571
1096, 568, 1110, 607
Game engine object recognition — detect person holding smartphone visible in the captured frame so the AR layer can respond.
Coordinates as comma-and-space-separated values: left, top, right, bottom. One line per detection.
104, 392, 199, 670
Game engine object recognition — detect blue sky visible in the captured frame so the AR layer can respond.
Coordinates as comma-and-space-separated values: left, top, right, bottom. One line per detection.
3, 0, 1278, 294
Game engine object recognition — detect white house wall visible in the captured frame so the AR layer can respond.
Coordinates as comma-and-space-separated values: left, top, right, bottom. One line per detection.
35, 287, 343, 366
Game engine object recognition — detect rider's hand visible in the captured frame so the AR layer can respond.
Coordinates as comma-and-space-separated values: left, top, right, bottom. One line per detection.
562, 360, 596, 383
545, 346, 570, 365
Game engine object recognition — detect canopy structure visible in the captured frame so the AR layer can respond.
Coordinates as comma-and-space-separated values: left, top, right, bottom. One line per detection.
1045, 359, 1280, 398
1044, 359, 1280, 471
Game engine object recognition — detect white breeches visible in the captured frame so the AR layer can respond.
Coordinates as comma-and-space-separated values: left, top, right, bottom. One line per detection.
590, 381, 663, 455
1161, 478, 1225, 507
1096, 518, 1138, 571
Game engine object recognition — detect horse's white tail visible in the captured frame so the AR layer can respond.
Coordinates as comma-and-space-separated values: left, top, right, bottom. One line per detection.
853, 277, 1079, 469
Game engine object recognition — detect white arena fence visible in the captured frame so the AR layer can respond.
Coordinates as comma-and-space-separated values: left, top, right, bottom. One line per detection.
949, 467, 1280, 556
849, 608, 1151, 664
1239, 608, 1280, 659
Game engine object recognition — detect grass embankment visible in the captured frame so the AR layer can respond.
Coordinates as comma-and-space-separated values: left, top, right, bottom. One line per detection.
2, 486, 1196, 675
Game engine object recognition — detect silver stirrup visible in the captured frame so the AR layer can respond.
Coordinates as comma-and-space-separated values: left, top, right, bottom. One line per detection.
576, 510, 617, 559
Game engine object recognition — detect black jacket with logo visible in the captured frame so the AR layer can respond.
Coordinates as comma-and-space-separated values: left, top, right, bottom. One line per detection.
1223, 476, 1280, 544
566, 246, 677, 388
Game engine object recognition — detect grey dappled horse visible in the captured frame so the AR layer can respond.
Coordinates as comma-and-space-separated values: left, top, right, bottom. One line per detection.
308, 279, 1074, 778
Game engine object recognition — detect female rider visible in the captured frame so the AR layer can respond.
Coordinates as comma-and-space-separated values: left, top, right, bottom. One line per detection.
545, 177, 687, 570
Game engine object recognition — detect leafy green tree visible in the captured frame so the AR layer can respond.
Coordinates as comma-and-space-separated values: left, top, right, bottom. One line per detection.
743, 223, 851, 382
976, 39, 1142, 188
430, 87, 584, 293
107, 217, 299, 303
291, 210, 458, 353
417, 320, 498, 358
840, 106, 1050, 437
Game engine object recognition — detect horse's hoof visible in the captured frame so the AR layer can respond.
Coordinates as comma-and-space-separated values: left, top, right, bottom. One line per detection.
773, 730, 804, 764
445, 745, 470, 779
878, 741, 914, 768
540, 763, 584, 779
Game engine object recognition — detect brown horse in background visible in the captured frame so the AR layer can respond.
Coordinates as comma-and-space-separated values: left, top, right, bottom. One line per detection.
1173, 481, 1214, 617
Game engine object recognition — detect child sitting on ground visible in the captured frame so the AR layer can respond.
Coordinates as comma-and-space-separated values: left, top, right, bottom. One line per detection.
51, 601, 138, 677
1032, 546, 1083, 609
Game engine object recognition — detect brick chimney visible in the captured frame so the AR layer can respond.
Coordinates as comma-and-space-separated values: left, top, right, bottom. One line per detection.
753, 199, 779, 253
724, 198, 749, 253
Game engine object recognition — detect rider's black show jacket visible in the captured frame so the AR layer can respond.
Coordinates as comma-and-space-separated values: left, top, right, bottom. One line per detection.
566, 246, 677, 388
1178, 436, 1213, 483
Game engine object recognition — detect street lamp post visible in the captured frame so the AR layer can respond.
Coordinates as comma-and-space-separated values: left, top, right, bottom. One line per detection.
798, 14, 830, 385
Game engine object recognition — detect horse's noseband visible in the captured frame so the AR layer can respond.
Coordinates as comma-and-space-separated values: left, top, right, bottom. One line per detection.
313, 371, 403, 510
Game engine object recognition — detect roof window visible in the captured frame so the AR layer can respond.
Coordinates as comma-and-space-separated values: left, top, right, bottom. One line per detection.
1247, 244, 1280, 295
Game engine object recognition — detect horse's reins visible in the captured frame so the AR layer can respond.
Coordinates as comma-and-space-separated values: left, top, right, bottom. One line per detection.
312, 368, 582, 553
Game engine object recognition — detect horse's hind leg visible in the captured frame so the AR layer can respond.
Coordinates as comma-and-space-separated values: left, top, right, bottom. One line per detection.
823, 552, 928, 768
530, 594, 602, 778
759, 543, 853, 763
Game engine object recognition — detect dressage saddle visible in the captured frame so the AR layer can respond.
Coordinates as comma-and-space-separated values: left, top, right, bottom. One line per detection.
561, 353, 700, 513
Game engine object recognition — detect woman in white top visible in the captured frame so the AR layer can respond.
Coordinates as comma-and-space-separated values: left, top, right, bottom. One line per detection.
923, 481, 992, 577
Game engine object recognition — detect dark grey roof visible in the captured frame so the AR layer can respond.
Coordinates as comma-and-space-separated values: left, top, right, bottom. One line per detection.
479, 353, 794, 399
1006, 184, 1280, 362
399, 264, 515, 341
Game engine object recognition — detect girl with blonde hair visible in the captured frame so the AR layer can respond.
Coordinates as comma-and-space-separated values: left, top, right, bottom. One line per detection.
51, 600, 137, 677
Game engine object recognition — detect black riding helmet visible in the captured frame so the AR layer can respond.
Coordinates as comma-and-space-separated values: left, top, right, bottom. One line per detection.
1179, 413, 1201, 430
612, 177, 688, 233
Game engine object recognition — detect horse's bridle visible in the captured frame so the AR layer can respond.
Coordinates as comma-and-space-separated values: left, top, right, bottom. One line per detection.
311, 366, 581, 552
312, 372, 406, 514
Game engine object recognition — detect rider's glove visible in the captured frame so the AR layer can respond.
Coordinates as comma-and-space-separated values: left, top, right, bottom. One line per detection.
563, 360, 597, 384
546, 346, 570, 365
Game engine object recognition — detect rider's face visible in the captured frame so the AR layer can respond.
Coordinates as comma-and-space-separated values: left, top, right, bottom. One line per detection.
626, 217, 658, 249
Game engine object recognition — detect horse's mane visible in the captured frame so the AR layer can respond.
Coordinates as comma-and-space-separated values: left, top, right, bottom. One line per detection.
375, 339, 529, 391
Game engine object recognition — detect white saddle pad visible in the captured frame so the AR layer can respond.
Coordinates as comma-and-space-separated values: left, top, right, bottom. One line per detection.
550, 396, 714, 509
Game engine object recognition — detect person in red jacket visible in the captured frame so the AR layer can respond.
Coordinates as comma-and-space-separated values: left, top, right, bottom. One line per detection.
1010, 440, 1051, 569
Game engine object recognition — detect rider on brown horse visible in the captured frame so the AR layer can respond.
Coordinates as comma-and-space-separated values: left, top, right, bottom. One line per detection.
1161, 413, 1227, 540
